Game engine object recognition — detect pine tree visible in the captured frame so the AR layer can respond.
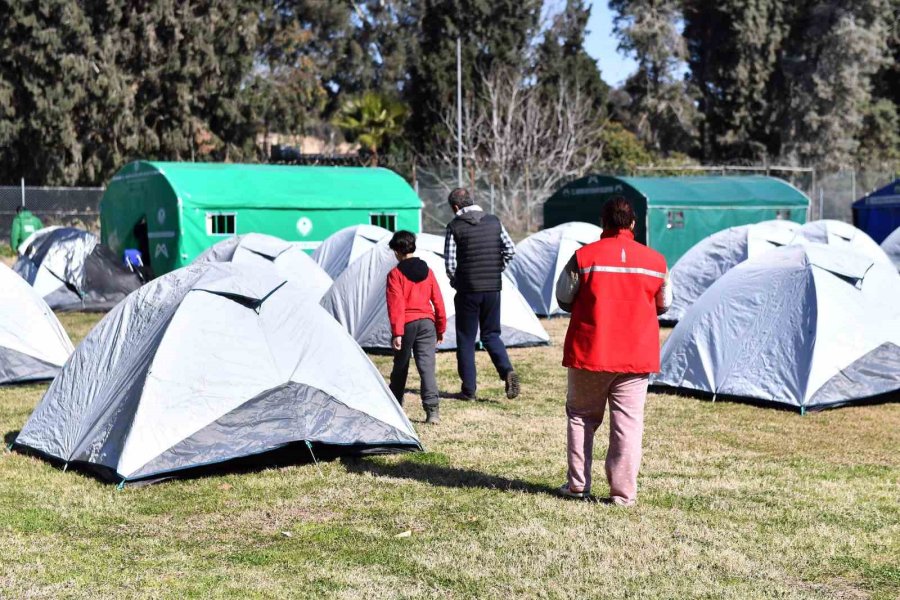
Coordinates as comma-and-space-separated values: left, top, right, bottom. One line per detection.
406, 0, 542, 152
535, 0, 609, 112
610, 0, 699, 155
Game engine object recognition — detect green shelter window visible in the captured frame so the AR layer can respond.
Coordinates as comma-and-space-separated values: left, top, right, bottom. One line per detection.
666, 211, 685, 230
207, 212, 236, 236
370, 213, 397, 231
776, 209, 792, 220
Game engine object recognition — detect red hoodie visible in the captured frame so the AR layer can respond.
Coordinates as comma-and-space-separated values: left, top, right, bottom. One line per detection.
386, 257, 447, 337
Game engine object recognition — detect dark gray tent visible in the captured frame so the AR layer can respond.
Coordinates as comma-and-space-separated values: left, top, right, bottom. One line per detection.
14, 227, 142, 311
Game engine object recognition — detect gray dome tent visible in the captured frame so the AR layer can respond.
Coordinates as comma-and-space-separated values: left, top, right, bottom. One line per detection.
791, 220, 893, 267
882, 226, 900, 271
14, 227, 142, 311
321, 242, 549, 352
13, 262, 420, 484
195, 233, 333, 300
652, 244, 900, 412
0, 262, 73, 384
661, 220, 799, 325
506, 222, 602, 317
312, 224, 390, 279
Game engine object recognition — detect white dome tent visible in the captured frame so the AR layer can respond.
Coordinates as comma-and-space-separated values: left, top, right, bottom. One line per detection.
321, 242, 550, 352
13, 262, 421, 485
506, 222, 602, 316
14, 227, 142, 311
882, 226, 900, 271
791, 220, 893, 266
312, 224, 391, 279
661, 220, 800, 324
652, 244, 900, 412
0, 263, 73, 384
195, 233, 333, 300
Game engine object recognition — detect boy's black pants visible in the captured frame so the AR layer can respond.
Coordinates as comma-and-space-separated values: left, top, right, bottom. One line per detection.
390, 319, 439, 408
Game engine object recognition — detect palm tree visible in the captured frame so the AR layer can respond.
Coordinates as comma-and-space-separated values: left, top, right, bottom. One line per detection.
333, 92, 409, 165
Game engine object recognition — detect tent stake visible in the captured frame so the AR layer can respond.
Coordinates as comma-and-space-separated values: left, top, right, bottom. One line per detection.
305, 441, 324, 478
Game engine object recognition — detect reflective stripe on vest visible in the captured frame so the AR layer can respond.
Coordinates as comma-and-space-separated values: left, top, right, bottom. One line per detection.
579, 265, 666, 279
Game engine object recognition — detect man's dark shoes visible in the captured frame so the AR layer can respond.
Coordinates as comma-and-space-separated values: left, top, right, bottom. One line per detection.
424, 406, 441, 425
505, 370, 520, 399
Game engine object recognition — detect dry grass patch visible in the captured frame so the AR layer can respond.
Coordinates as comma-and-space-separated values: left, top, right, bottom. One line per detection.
0, 312, 897, 598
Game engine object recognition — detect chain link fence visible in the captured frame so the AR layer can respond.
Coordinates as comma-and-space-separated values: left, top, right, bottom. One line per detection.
0, 185, 103, 243
413, 163, 898, 236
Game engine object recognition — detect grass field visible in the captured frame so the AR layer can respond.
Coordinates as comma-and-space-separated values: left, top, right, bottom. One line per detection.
1, 313, 898, 599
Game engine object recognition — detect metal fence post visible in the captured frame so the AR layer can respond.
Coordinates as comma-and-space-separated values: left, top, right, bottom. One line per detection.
21, 178, 25, 208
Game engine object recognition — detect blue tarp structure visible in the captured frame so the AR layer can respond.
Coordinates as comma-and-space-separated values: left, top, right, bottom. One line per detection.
852, 178, 900, 244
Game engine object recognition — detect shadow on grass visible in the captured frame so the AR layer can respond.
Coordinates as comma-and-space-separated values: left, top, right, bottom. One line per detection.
401, 388, 500, 404
4, 430, 19, 446
341, 456, 556, 497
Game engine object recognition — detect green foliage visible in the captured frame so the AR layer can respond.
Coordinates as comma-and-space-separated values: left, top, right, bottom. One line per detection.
535, 0, 609, 112
683, 0, 898, 168
333, 92, 409, 159
0, 0, 264, 186
595, 121, 652, 174
406, 0, 543, 151
609, 0, 699, 155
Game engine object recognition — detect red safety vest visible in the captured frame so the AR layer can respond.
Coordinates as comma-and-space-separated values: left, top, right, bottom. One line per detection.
563, 229, 667, 373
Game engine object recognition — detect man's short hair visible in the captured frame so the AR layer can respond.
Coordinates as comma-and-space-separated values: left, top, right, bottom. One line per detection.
601, 196, 636, 231
15, 205, 24, 214
388, 230, 417, 255
448, 187, 474, 208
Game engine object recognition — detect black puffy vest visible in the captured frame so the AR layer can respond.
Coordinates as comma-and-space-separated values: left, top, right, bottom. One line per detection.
447, 211, 504, 292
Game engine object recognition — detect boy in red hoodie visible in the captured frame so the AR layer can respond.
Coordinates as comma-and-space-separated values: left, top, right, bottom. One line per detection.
386, 230, 447, 424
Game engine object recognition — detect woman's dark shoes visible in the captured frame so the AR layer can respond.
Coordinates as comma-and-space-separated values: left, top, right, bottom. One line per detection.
424, 406, 441, 425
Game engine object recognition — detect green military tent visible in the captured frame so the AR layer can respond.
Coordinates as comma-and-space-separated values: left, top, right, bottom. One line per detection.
543, 175, 810, 264
101, 161, 422, 275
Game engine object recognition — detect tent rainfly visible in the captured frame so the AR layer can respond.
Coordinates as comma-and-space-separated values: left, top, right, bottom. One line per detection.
852, 178, 900, 243
791, 220, 893, 267
14, 227, 143, 311
101, 161, 422, 276
883, 226, 900, 271
0, 262, 73, 385
195, 233, 333, 300
651, 244, 900, 411
661, 220, 800, 325
543, 175, 810, 264
313, 224, 391, 279
321, 242, 550, 352
506, 222, 602, 316
13, 262, 421, 484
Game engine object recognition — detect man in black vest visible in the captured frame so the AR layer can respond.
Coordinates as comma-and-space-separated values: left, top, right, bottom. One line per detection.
444, 188, 520, 400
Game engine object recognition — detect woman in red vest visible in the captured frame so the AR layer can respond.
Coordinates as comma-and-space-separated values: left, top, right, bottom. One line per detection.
555, 197, 672, 505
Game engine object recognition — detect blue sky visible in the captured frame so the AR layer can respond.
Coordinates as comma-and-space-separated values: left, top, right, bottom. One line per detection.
583, 1, 637, 87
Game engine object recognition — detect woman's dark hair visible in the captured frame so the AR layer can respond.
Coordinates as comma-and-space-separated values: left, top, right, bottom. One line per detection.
388, 230, 417, 255
601, 196, 636, 231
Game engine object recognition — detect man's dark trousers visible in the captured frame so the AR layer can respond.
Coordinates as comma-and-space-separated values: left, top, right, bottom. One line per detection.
390, 319, 439, 408
454, 291, 513, 397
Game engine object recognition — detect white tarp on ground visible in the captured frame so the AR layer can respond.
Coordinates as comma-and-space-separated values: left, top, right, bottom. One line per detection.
14, 262, 420, 484
506, 222, 602, 316
0, 262, 73, 384
792, 220, 893, 266
882, 226, 900, 271
195, 233, 333, 300
312, 225, 391, 279
14, 226, 142, 311
320, 242, 550, 351
661, 220, 800, 324
652, 243, 900, 411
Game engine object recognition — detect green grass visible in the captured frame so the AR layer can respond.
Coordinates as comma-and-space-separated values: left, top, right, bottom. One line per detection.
1, 314, 898, 599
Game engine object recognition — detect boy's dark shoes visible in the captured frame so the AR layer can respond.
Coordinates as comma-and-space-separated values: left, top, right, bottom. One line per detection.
505, 370, 520, 399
